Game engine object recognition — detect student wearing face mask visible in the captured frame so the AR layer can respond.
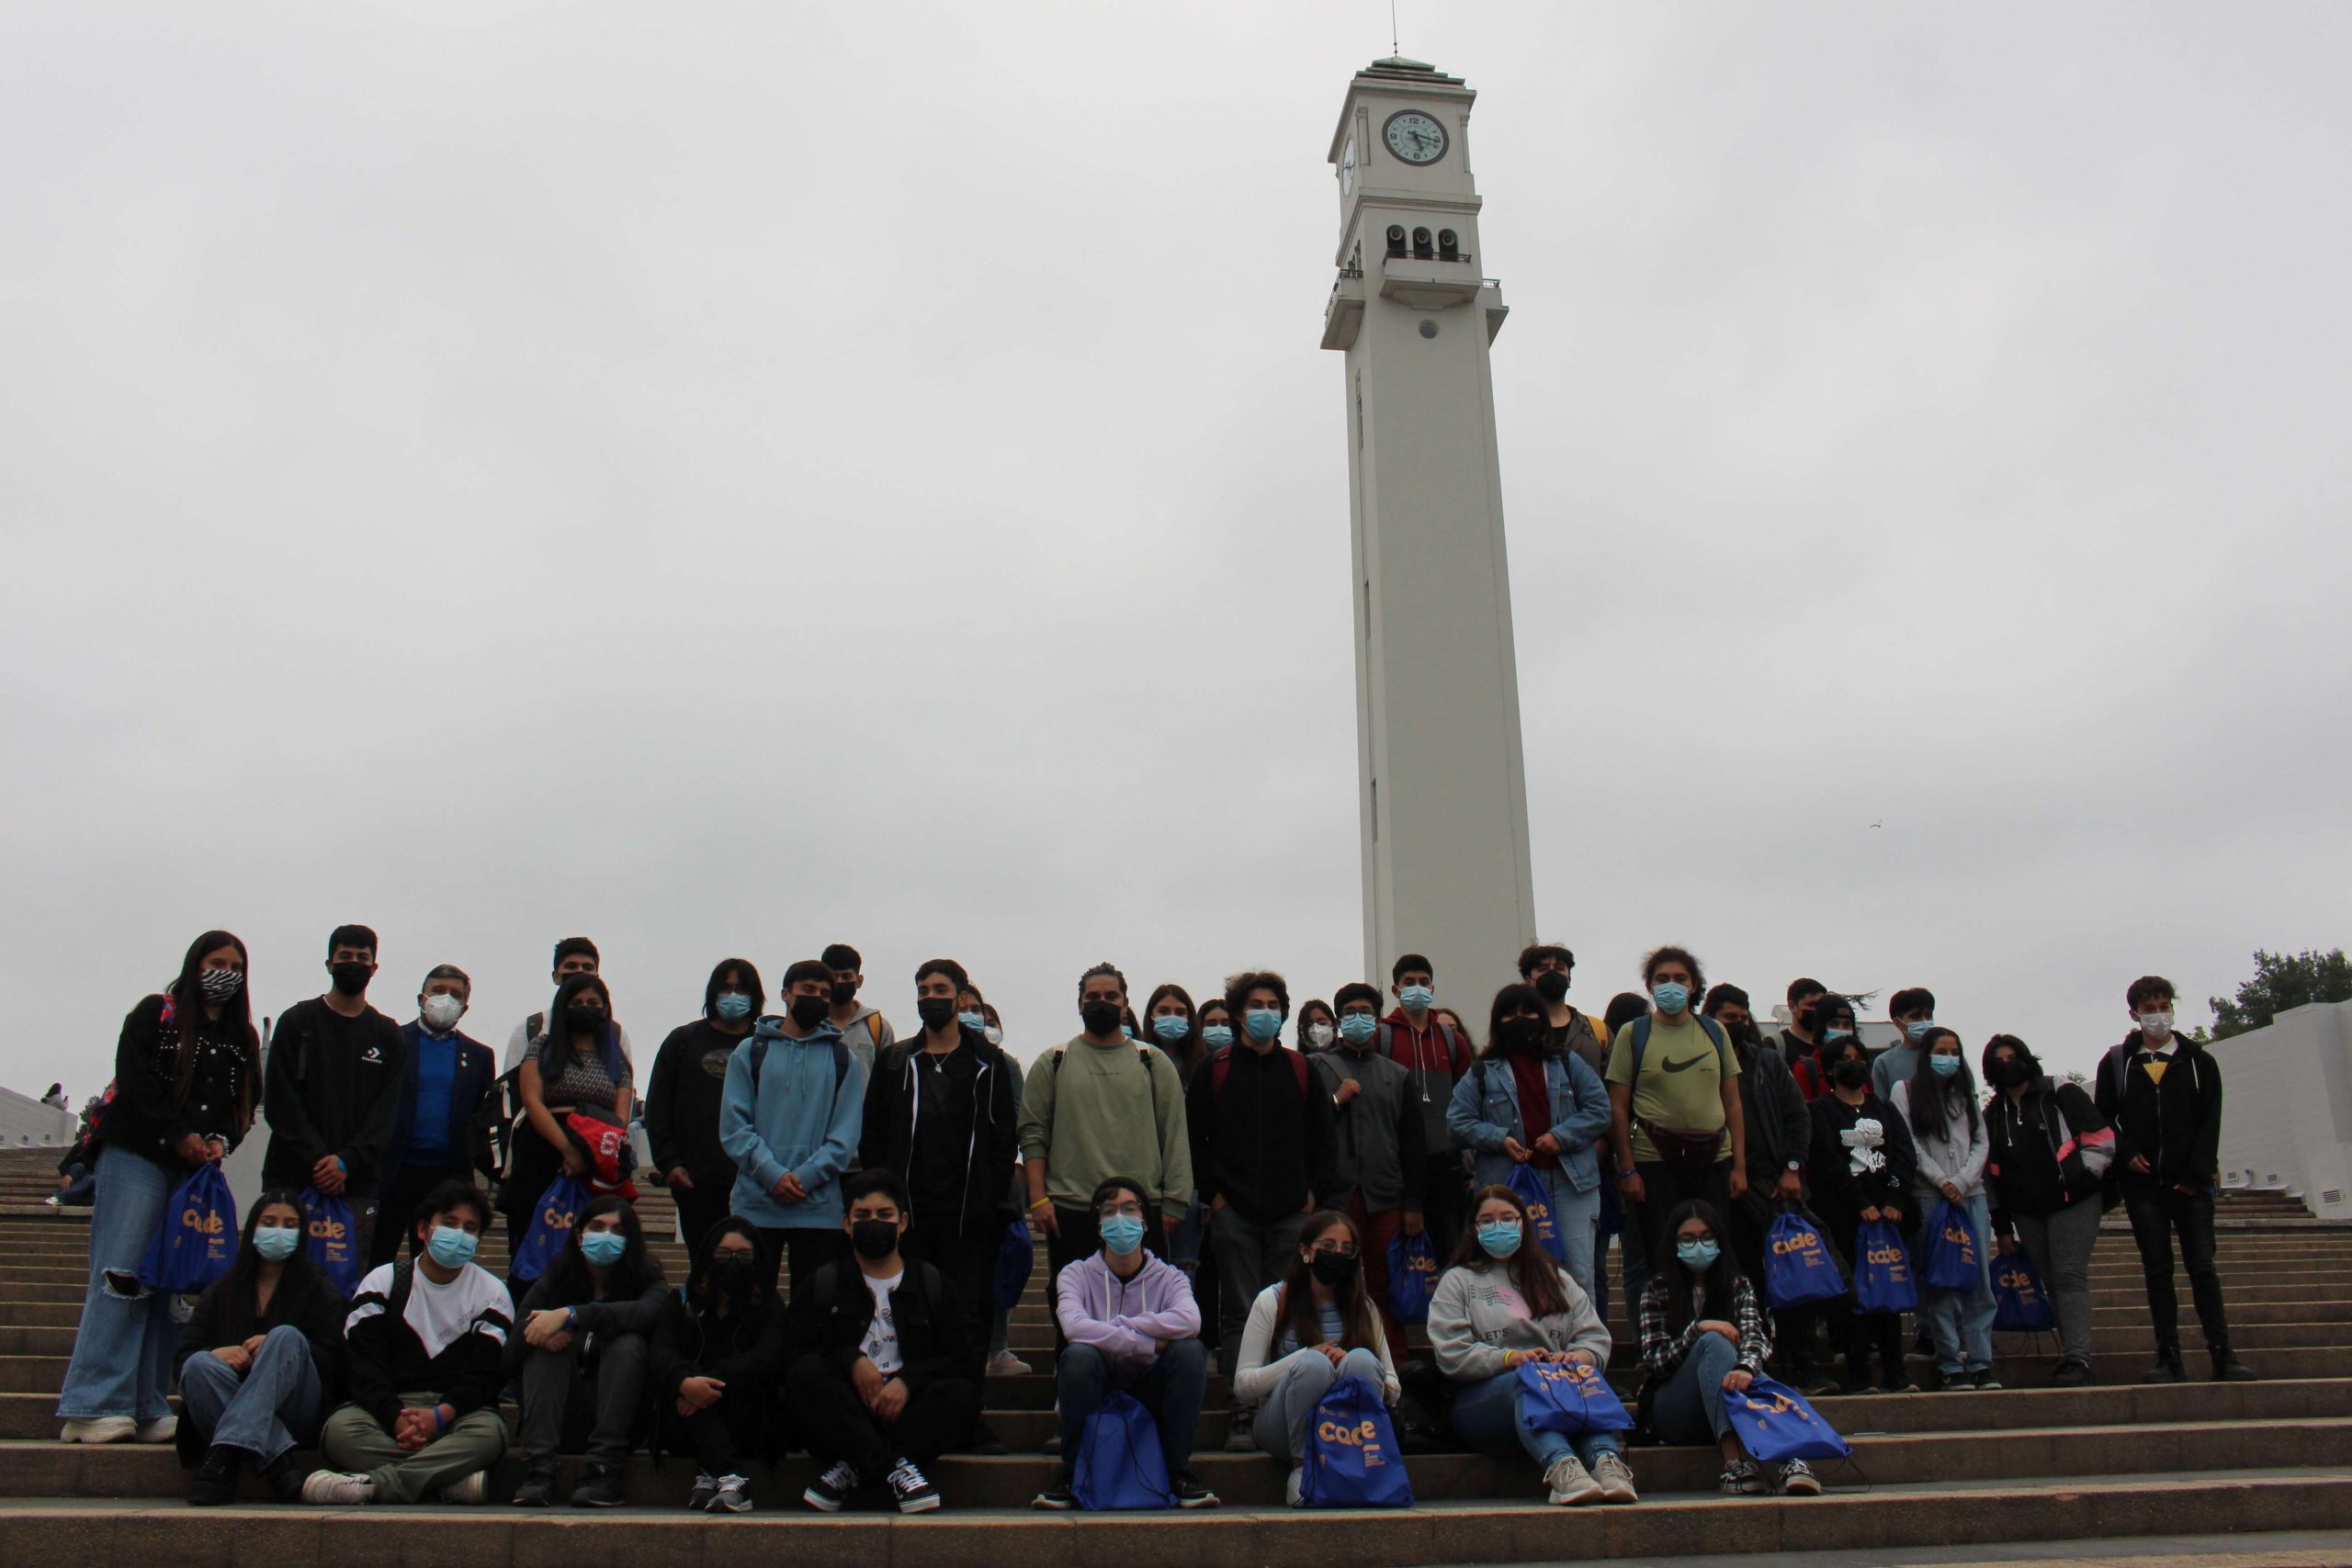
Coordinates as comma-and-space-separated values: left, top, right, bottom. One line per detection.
1807, 1033, 1919, 1393
1888, 1028, 1998, 1389
1791, 995, 1861, 1102
2095, 976, 2255, 1383
1449, 985, 1612, 1304
645, 960, 763, 1255
504, 1197, 666, 1506
1315, 983, 1426, 1360
1983, 1034, 2111, 1386
1636, 1201, 1810, 1495
1607, 947, 1747, 1290
650, 1219, 786, 1512
1141, 985, 1210, 1278
262, 925, 408, 1254
1295, 998, 1339, 1055
1197, 997, 1236, 1056
1519, 944, 1607, 1077
721, 959, 866, 1298
789, 1169, 981, 1513
821, 942, 896, 1077
1870, 988, 1939, 1100
503, 938, 635, 1075
175, 1190, 346, 1505
1231, 1210, 1400, 1506
503, 974, 635, 1277
1378, 954, 1474, 1263
374, 966, 497, 1269
1430, 1185, 1634, 1506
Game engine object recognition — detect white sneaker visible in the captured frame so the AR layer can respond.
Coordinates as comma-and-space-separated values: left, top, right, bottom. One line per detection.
1591, 1450, 1639, 1504
134, 1416, 178, 1444
301, 1470, 377, 1506
1544, 1453, 1602, 1506
59, 1417, 136, 1444
986, 1349, 1032, 1376
435, 1471, 488, 1505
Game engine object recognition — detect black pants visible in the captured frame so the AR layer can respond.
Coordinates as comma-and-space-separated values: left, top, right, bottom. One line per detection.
2123, 1185, 2232, 1355
903, 1213, 999, 1382
1631, 1157, 1733, 1277
1046, 1205, 1166, 1348
371, 1162, 466, 1269
1420, 1153, 1469, 1265
661, 1383, 772, 1477
782, 1353, 980, 1477
668, 1178, 734, 1257
759, 1228, 849, 1303
1819, 1206, 1905, 1388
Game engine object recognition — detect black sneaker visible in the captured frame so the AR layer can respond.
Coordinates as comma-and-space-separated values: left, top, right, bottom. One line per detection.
967, 1421, 1010, 1456
257, 1450, 309, 1505
2142, 1354, 2187, 1384
687, 1474, 719, 1511
187, 1444, 246, 1506
885, 1457, 941, 1514
803, 1460, 858, 1513
2212, 1355, 2258, 1382
1033, 1466, 1078, 1510
511, 1467, 558, 1507
1171, 1468, 1219, 1509
2045, 1359, 2093, 1388
570, 1465, 625, 1508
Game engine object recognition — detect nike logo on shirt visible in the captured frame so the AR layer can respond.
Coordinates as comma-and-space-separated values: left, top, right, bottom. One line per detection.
1659, 1053, 1712, 1073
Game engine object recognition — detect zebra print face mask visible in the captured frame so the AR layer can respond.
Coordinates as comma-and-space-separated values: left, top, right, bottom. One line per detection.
198, 968, 244, 1002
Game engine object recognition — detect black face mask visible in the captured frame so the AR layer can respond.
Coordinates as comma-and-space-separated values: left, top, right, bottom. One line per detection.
849, 1219, 899, 1260
1080, 1000, 1125, 1037
1309, 1250, 1359, 1290
564, 1006, 605, 1037
707, 1256, 755, 1292
1987, 1058, 2032, 1089
1532, 971, 1569, 1003
329, 962, 373, 998
830, 980, 857, 1006
789, 995, 831, 1031
1833, 1058, 1871, 1089
1499, 1016, 1545, 1055
917, 997, 957, 1031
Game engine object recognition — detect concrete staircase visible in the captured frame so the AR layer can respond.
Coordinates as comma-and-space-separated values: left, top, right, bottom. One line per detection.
3, 1148, 2349, 1566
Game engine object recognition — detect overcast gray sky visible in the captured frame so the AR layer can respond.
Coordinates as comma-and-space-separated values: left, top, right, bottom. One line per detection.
5, 2, 2346, 1105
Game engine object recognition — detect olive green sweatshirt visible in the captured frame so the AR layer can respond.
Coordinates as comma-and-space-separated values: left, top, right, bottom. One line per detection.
1015, 1034, 1193, 1218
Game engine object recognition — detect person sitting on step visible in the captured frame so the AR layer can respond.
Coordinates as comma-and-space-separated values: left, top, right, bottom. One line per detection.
505, 1195, 666, 1506
1230, 1208, 1400, 1506
650, 1217, 786, 1514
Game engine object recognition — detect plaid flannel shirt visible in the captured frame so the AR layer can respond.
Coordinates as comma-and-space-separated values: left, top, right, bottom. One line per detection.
1637, 1272, 1772, 1382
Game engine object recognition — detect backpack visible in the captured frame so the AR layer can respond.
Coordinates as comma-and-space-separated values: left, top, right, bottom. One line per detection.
469, 1066, 526, 1180
1207, 1045, 1310, 1100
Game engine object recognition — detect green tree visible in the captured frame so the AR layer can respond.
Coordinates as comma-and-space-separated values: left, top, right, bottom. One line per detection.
2210, 948, 2352, 1039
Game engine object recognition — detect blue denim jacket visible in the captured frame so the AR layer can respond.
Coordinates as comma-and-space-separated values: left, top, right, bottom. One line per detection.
1445, 1051, 1612, 1195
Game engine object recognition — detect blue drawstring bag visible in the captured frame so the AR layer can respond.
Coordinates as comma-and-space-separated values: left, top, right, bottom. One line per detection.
1992, 1248, 2057, 1332
1515, 1359, 1633, 1437
1763, 1209, 1846, 1309
993, 1219, 1034, 1311
1071, 1391, 1176, 1510
1852, 1217, 1918, 1314
1724, 1376, 1853, 1463
1505, 1166, 1566, 1262
299, 1185, 364, 1298
1922, 1199, 1983, 1292
1385, 1230, 1438, 1325
1302, 1374, 1414, 1507
510, 1174, 591, 1285
138, 1163, 238, 1293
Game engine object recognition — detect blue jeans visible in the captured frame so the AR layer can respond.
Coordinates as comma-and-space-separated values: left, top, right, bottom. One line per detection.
1917, 1191, 1996, 1374
1451, 1367, 1620, 1471
1056, 1337, 1209, 1472
1251, 1346, 1386, 1463
1650, 1330, 1739, 1444
56, 1145, 180, 1421
178, 1325, 322, 1463
1169, 1193, 1204, 1275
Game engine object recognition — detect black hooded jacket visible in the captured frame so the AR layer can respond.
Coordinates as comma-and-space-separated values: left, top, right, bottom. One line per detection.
2095, 1030, 2223, 1191
857, 1024, 1021, 1233
648, 1221, 788, 1434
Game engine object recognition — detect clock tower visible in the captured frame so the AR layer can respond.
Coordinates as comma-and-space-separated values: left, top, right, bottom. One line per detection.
1322, 57, 1537, 998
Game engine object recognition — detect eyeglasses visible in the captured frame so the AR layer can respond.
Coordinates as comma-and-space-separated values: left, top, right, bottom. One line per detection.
1096, 1202, 1146, 1221
1308, 1241, 1359, 1258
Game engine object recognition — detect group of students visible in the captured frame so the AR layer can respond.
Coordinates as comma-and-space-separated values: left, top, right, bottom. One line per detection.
51, 923, 2253, 1514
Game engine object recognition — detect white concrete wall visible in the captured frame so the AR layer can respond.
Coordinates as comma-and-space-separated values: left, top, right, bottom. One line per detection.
2211, 999, 2352, 1217
0, 1089, 76, 1149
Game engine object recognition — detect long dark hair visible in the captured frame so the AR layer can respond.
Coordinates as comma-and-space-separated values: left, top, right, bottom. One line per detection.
1447, 1183, 1573, 1321
702, 958, 766, 1022
537, 974, 623, 1086
1141, 983, 1203, 1075
1905, 1025, 1981, 1141
686, 1215, 770, 1312
1649, 1198, 1740, 1337
167, 930, 262, 1137
1480, 983, 1546, 1060
211, 1188, 334, 1347
533, 1195, 662, 1305
1272, 1209, 1381, 1354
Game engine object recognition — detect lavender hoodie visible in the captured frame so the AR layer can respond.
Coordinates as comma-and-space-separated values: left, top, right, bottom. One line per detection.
1054, 1250, 1200, 1373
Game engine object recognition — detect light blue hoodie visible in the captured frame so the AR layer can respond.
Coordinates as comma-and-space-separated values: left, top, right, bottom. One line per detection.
719, 1017, 866, 1229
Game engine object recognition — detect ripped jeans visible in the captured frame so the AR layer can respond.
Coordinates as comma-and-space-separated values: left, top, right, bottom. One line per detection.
56, 1145, 182, 1421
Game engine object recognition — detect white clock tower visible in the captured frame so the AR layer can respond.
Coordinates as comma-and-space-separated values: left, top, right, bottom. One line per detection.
1322, 57, 1537, 998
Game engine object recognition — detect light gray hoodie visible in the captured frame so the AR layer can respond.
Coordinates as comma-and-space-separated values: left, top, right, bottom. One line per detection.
1429, 1258, 1611, 1382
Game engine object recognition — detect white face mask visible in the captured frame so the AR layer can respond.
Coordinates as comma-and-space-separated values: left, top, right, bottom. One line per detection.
1307, 1021, 1335, 1048
421, 993, 466, 1032
982, 1025, 1004, 1047
2138, 1010, 2175, 1043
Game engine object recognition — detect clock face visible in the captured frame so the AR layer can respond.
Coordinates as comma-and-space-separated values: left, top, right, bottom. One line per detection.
1383, 110, 1447, 165
1340, 136, 1357, 196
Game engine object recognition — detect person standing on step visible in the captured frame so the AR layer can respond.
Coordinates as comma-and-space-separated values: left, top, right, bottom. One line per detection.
1316, 981, 1426, 1360
59, 930, 263, 1446
1032, 1176, 1217, 1510
721, 958, 865, 1299
650, 1218, 786, 1513
789, 1168, 982, 1514
261, 924, 407, 1259
505, 1196, 666, 1506
1870, 987, 1940, 1100
821, 942, 896, 1077
1807, 1033, 1919, 1394
1521, 943, 1609, 1077
501, 974, 634, 1275
306, 1179, 513, 1505
1231, 1209, 1399, 1506
1379, 953, 1475, 1263
1983, 1034, 2111, 1387
502, 937, 635, 1074
372, 964, 496, 1269
1889, 1027, 1998, 1390
1142, 983, 1210, 1281
645, 959, 762, 1252
1606, 946, 1747, 1281
1701, 985, 1818, 1389
1017, 963, 1193, 1298
175, 1190, 345, 1505
1636, 1201, 1815, 1496
1190, 969, 1334, 1451
1771, 978, 1829, 1073
2096, 976, 2256, 1383
1430, 1183, 1638, 1507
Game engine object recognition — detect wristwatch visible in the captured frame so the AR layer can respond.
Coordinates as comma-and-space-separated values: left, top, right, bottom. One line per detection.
1785, 1159, 1801, 1172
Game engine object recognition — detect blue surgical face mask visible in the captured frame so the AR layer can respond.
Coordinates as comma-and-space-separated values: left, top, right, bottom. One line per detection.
1904, 1020, 1934, 1042
1201, 1024, 1235, 1049
1245, 1008, 1283, 1043
1928, 1054, 1961, 1078
251, 1224, 301, 1262
1340, 1013, 1378, 1045
1652, 981, 1690, 1015
1476, 1221, 1521, 1259
580, 1229, 628, 1268
715, 992, 753, 1022
427, 1225, 479, 1269
1825, 1028, 1855, 1043
959, 1010, 988, 1032
1399, 985, 1434, 1012
1099, 1214, 1147, 1257
1151, 1015, 1191, 1043
1677, 1237, 1720, 1270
